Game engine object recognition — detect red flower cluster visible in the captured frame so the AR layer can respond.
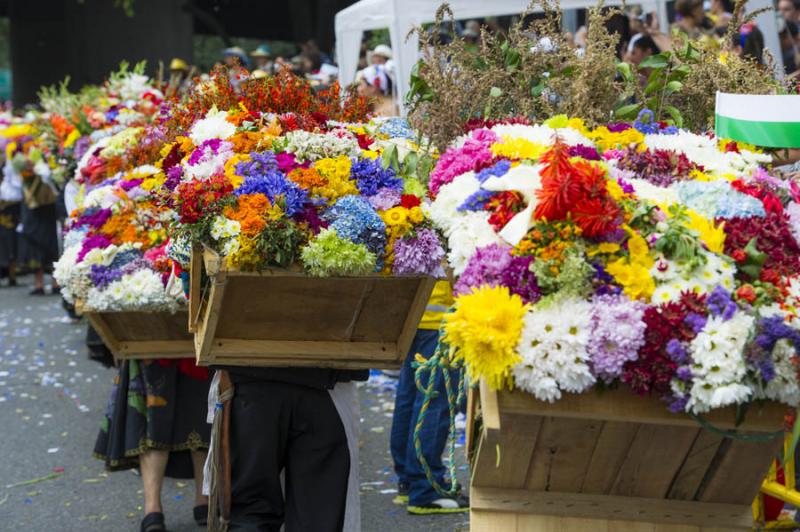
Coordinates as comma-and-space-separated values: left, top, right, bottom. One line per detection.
463, 116, 531, 134
723, 211, 800, 280
534, 141, 621, 238
174, 174, 233, 224
486, 191, 524, 231
731, 179, 784, 215
400, 194, 421, 209
617, 147, 700, 186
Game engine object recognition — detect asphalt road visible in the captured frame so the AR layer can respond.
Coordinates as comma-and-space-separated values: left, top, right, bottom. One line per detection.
0, 277, 469, 531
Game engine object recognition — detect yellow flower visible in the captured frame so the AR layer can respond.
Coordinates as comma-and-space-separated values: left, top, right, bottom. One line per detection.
361, 149, 380, 160
606, 258, 655, 301
63, 129, 81, 149
140, 173, 166, 192
587, 242, 620, 257
444, 286, 528, 390
0, 124, 33, 138
685, 209, 726, 254
383, 207, 408, 226
606, 179, 626, 201
408, 206, 424, 224
589, 126, 644, 152
491, 136, 547, 160
224, 153, 250, 189
313, 156, 357, 200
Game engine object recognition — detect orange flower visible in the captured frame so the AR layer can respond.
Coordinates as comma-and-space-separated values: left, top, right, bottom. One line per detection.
224, 193, 272, 237
229, 131, 265, 154
288, 167, 327, 190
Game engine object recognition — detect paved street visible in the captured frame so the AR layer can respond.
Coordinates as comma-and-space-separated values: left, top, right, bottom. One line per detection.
0, 277, 469, 531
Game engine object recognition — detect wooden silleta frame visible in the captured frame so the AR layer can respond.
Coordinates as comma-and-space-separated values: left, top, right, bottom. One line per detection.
191, 245, 436, 369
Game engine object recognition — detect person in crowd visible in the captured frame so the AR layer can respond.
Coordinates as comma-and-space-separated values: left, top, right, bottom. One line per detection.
223, 47, 250, 89
462, 20, 481, 50
603, 10, 633, 59
672, 0, 711, 40
627, 33, 661, 66
166, 58, 193, 97
8, 152, 59, 295
250, 44, 274, 73
779, 17, 799, 74
390, 281, 469, 515
0, 150, 21, 288
708, 0, 734, 30
211, 365, 365, 531
94, 358, 211, 532
779, 0, 800, 26
733, 23, 766, 64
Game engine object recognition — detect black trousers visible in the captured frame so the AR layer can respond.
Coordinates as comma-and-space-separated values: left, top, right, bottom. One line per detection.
228, 380, 350, 532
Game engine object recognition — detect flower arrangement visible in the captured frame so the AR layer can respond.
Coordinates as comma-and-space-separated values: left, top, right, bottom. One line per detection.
157, 71, 443, 277
54, 164, 183, 312
432, 114, 800, 415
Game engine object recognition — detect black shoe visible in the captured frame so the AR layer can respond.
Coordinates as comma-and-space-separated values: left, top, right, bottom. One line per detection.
193, 505, 208, 526
393, 481, 410, 505
50, 286, 61, 295
29, 287, 45, 296
140, 512, 167, 532
408, 494, 470, 515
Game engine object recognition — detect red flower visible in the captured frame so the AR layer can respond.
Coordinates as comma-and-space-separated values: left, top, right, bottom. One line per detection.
731, 249, 747, 263
736, 284, 757, 303
724, 141, 740, 153
400, 194, 421, 209
486, 191, 524, 231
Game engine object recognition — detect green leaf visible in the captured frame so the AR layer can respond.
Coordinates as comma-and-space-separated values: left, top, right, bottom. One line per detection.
664, 105, 684, 128
531, 82, 545, 98
665, 80, 683, 94
616, 62, 634, 82
785, 414, 800, 466
416, 155, 434, 181
740, 238, 768, 280
639, 53, 670, 69
489, 86, 503, 98
381, 144, 397, 171
614, 103, 642, 119
404, 151, 418, 176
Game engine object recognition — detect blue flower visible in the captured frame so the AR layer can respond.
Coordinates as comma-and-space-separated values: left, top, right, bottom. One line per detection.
350, 158, 402, 196
633, 109, 660, 135
377, 118, 415, 140
706, 285, 737, 321
476, 160, 511, 183
458, 189, 496, 212
235, 151, 309, 216
674, 180, 766, 219
324, 195, 386, 256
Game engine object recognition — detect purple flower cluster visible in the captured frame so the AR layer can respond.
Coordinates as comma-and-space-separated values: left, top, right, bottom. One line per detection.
188, 138, 224, 165
684, 312, 707, 333
89, 264, 123, 289
588, 294, 647, 382
707, 285, 737, 321
74, 207, 112, 230
77, 234, 112, 262
569, 144, 601, 161
351, 158, 402, 196
366, 188, 402, 211
392, 228, 446, 276
749, 316, 800, 381
457, 189, 496, 212
454, 243, 539, 303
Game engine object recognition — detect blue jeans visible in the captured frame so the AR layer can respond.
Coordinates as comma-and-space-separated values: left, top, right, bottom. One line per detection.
389, 329, 457, 506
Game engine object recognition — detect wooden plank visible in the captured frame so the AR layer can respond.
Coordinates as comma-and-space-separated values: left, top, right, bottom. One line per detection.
470, 509, 517, 532
84, 312, 120, 352
189, 244, 203, 332
465, 385, 477, 463
524, 416, 603, 493
393, 276, 437, 359
101, 311, 192, 342
196, 355, 401, 370
116, 340, 195, 359
611, 425, 698, 498
195, 270, 227, 363
480, 380, 500, 431
581, 421, 640, 494
696, 438, 783, 505
472, 413, 542, 489
667, 430, 724, 501
469, 487, 754, 529
208, 339, 397, 359
495, 386, 786, 433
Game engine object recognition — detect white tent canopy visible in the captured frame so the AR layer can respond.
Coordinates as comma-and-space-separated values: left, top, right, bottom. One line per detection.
335, 0, 782, 115
334, 0, 664, 115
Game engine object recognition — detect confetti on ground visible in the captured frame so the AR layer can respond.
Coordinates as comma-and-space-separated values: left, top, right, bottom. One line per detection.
5, 471, 64, 489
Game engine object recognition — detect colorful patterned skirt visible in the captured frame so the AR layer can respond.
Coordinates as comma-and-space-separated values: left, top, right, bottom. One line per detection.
93, 359, 211, 479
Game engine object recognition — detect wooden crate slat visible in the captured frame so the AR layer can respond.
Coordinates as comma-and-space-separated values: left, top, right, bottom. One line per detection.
471, 414, 542, 489
84, 310, 191, 360
666, 431, 724, 501
524, 416, 603, 493
580, 421, 640, 494
496, 387, 786, 432
611, 425, 699, 498
470, 487, 754, 530
188, 244, 203, 332
696, 438, 783, 505
207, 339, 398, 359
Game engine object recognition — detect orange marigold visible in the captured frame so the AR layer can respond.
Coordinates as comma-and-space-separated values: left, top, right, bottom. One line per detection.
224, 193, 272, 237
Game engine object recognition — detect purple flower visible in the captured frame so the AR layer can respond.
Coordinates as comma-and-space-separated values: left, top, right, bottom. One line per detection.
295, 206, 328, 234
684, 312, 707, 334
392, 228, 446, 276
74, 208, 112, 230
455, 243, 539, 303
188, 138, 224, 165
164, 166, 183, 191
476, 160, 511, 183
235, 152, 308, 216
429, 129, 497, 195
89, 264, 123, 289
675, 366, 693, 381
350, 158, 402, 196
588, 294, 647, 382
606, 123, 632, 133
276, 152, 306, 173
616, 177, 635, 194
77, 234, 112, 262
707, 285, 737, 321
666, 339, 688, 364
119, 178, 143, 192
667, 394, 689, 413
569, 144, 601, 161
457, 189, 496, 212
366, 188, 402, 211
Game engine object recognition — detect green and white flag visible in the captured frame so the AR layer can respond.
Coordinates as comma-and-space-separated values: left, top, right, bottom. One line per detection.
715, 92, 800, 148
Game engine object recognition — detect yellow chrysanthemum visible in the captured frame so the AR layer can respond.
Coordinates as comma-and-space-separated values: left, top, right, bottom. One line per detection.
589, 126, 645, 152
491, 136, 547, 161
0, 124, 33, 138
140, 173, 166, 192
313, 156, 358, 200
606, 259, 655, 301
382, 206, 408, 226
224, 152, 250, 189
444, 285, 528, 390
361, 149, 380, 160
606, 179, 626, 201
587, 242, 621, 257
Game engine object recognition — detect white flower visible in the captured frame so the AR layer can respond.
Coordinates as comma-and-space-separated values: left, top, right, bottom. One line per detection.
490, 123, 592, 147
283, 129, 360, 162
53, 245, 91, 303
210, 216, 241, 241
83, 185, 119, 210
762, 339, 800, 407
446, 212, 502, 275
189, 107, 237, 145
686, 313, 754, 413
86, 268, 181, 312
628, 178, 679, 205
512, 298, 596, 402
427, 171, 482, 235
